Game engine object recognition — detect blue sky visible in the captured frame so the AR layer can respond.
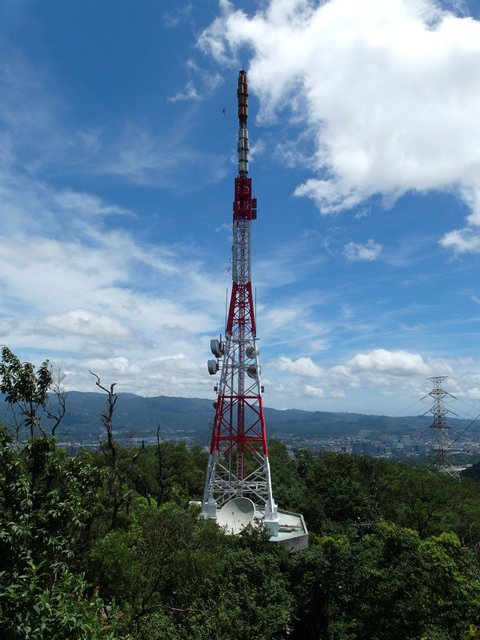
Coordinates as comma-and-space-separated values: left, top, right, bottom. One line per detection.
1, 0, 480, 417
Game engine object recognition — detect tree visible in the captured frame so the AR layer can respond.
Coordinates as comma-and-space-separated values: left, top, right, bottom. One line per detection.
289, 521, 480, 640
0, 429, 123, 639
90, 371, 143, 529
0, 346, 66, 439
87, 500, 294, 640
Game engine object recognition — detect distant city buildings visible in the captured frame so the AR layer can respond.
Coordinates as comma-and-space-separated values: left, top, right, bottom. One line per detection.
59, 425, 480, 468
276, 430, 479, 462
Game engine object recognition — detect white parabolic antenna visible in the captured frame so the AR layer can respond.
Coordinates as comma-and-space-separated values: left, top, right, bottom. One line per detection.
216, 497, 256, 534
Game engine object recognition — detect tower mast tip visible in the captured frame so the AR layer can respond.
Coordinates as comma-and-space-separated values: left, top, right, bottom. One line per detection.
237, 70, 249, 176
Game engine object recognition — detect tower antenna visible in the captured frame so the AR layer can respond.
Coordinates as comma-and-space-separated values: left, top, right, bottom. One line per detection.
202, 71, 307, 550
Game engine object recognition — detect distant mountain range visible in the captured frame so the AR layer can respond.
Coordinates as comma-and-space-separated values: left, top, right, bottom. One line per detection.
1, 391, 475, 443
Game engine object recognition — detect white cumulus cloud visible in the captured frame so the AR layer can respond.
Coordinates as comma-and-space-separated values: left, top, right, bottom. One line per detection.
200, 0, 480, 250
273, 355, 325, 378
38, 309, 133, 339
440, 228, 480, 254
305, 384, 325, 398
348, 348, 431, 377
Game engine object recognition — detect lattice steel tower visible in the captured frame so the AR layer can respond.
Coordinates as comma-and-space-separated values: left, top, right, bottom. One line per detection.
202, 70, 278, 536
426, 376, 456, 475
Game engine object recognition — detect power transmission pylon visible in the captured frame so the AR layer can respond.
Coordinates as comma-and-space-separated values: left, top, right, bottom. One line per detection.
425, 376, 458, 476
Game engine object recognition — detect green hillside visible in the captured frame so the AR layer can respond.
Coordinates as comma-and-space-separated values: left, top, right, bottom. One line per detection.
30, 390, 475, 441
2, 348, 480, 639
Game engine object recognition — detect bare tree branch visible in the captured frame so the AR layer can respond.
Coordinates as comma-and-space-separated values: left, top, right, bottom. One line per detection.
90, 370, 143, 529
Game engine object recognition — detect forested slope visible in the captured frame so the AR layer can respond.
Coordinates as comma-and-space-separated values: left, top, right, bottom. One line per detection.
3, 389, 475, 440
1, 348, 480, 639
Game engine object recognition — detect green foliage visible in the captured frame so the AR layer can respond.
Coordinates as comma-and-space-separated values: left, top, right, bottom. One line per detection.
270, 447, 480, 544
290, 522, 480, 640
2, 344, 480, 640
0, 562, 124, 640
461, 461, 480, 482
87, 441, 207, 510
3, 427, 480, 639
87, 502, 203, 617
87, 501, 293, 639
0, 346, 52, 406
0, 429, 121, 639
0, 431, 101, 574
0, 346, 53, 436
0, 346, 66, 439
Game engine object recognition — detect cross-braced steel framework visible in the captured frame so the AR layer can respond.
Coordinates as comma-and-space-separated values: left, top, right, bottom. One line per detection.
426, 376, 457, 476
202, 71, 278, 533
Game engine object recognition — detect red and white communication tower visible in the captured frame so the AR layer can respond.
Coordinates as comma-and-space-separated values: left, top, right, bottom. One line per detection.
202, 70, 279, 536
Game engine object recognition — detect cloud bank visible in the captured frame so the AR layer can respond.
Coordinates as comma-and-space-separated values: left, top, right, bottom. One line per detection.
267, 348, 480, 414
200, 0, 480, 252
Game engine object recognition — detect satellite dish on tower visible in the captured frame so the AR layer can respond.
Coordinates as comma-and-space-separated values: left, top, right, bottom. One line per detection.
216, 497, 255, 534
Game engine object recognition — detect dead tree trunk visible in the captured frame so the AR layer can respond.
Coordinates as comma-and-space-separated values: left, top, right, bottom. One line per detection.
90, 371, 142, 529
